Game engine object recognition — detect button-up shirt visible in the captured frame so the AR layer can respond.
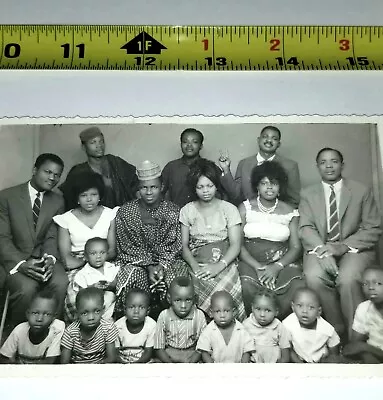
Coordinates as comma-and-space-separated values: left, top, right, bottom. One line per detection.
28, 181, 45, 208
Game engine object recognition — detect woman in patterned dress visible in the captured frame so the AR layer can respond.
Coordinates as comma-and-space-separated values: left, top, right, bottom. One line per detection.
180, 159, 246, 321
114, 161, 189, 319
237, 161, 305, 318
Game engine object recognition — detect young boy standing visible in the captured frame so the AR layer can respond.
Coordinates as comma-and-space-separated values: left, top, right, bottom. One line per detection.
154, 276, 207, 363
343, 267, 383, 363
61, 287, 118, 364
283, 288, 340, 363
0, 289, 65, 364
197, 291, 254, 363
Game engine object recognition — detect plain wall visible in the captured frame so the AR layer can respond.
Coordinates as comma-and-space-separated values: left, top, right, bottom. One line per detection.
0, 125, 39, 190
38, 123, 373, 190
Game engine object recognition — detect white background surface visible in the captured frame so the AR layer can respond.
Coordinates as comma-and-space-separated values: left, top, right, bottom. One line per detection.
0, 0, 383, 397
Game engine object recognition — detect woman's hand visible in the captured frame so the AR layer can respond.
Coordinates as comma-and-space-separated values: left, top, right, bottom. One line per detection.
195, 262, 224, 280
257, 263, 283, 290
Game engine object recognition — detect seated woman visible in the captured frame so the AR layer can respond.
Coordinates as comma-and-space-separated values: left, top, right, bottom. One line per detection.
180, 158, 246, 322
238, 161, 305, 318
53, 172, 118, 321
114, 160, 189, 319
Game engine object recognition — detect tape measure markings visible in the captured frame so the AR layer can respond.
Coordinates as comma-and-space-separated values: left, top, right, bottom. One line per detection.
0, 25, 383, 70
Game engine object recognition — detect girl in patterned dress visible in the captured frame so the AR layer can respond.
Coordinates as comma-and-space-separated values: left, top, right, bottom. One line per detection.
180, 159, 246, 321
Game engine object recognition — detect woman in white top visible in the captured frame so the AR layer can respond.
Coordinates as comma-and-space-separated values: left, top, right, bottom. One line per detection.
238, 161, 305, 318
53, 172, 119, 321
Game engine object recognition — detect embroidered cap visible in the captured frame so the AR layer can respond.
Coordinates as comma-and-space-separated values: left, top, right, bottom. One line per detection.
79, 126, 103, 143
136, 160, 162, 181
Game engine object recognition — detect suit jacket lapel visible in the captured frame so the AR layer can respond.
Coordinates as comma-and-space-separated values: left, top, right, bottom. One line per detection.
313, 183, 327, 238
19, 182, 35, 239
339, 179, 351, 221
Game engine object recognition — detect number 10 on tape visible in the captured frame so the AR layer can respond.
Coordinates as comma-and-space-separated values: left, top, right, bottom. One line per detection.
0, 25, 382, 70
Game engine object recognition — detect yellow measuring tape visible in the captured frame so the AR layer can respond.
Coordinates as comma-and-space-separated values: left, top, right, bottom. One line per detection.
0, 25, 382, 70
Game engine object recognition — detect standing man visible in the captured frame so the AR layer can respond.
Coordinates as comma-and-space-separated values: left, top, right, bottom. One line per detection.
59, 126, 138, 210
218, 125, 301, 207
0, 153, 68, 326
299, 147, 382, 339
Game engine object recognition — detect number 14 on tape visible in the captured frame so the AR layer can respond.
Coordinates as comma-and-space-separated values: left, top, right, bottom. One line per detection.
0, 25, 382, 70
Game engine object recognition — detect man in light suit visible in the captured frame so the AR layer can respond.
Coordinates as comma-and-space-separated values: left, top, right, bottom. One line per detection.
0, 153, 68, 326
299, 147, 382, 339
219, 126, 301, 208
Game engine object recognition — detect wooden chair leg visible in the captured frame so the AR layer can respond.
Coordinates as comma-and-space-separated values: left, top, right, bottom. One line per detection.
0, 291, 10, 344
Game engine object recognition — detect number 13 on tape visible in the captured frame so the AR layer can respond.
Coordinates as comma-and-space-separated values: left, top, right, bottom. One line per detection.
0, 25, 382, 70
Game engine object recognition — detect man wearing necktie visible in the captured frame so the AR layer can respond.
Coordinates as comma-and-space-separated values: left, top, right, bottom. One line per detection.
299, 147, 382, 340
0, 153, 68, 326
219, 126, 301, 208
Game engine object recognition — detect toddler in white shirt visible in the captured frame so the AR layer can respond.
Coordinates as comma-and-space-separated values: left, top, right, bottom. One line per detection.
283, 287, 340, 363
72, 237, 119, 320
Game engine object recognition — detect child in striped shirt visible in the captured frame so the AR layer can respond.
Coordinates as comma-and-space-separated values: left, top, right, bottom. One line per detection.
61, 287, 118, 364
154, 276, 207, 363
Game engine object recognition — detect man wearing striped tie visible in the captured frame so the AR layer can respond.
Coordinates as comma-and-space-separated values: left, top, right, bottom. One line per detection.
0, 154, 68, 327
299, 147, 382, 341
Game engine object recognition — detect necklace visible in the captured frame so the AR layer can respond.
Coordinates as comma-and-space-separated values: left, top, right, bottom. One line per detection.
257, 195, 278, 214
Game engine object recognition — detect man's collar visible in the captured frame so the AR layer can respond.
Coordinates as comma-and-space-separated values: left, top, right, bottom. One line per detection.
28, 181, 45, 196
321, 178, 343, 189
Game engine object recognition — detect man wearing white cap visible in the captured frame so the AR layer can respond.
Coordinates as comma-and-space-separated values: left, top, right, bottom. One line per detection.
114, 160, 189, 318
60, 126, 138, 210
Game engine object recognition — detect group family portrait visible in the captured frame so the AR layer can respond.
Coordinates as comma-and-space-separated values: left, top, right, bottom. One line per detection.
0, 121, 381, 365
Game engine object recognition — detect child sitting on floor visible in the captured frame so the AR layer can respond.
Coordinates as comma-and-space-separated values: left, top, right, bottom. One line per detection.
61, 287, 118, 364
343, 267, 383, 363
243, 288, 290, 363
283, 287, 340, 363
115, 288, 156, 363
71, 237, 119, 321
197, 291, 255, 363
0, 289, 65, 364
154, 276, 207, 363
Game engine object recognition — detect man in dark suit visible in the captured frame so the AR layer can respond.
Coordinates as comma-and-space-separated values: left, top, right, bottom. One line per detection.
219, 126, 301, 207
299, 147, 382, 339
0, 153, 68, 326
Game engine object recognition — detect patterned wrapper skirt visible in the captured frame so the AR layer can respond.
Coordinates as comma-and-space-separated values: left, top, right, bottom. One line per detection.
190, 239, 246, 322
238, 238, 305, 319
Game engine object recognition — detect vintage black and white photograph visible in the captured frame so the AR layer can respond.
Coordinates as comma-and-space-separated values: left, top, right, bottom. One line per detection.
0, 122, 381, 366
